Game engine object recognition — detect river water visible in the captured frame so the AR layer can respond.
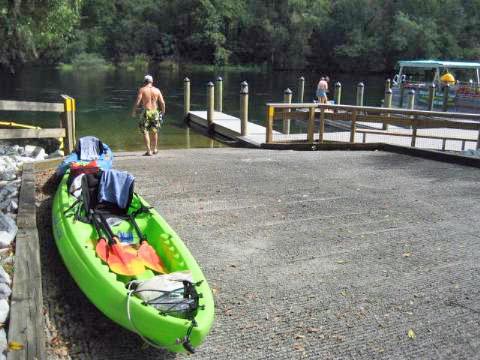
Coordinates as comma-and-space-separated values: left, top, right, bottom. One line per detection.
0, 66, 387, 151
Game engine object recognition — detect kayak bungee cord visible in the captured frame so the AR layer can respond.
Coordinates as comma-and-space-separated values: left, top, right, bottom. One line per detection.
126, 281, 198, 353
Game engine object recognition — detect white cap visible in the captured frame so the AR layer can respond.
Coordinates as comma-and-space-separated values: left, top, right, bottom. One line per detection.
144, 75, 153, 83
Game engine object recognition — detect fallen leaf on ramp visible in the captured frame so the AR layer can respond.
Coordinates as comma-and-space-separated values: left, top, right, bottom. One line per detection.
407, 329, 416, 339
8, 342, 24, 351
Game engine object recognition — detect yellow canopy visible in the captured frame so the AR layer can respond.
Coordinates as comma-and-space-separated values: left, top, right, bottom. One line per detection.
440, 73, 455, 84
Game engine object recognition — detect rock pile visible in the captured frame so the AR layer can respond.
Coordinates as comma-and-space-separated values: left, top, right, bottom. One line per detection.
0, 144, 62, 359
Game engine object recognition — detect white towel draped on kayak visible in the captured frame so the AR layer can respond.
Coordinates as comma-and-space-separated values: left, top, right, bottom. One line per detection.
79, 136, 102, 161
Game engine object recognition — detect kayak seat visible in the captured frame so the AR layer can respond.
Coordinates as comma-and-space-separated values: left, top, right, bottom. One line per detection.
81, 170, 134, 218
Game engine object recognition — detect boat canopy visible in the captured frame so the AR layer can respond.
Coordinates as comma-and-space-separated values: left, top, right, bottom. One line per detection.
398, 60, 480, 69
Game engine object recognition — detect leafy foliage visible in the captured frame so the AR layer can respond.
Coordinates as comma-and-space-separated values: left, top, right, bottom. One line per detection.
2, 0, 480, 73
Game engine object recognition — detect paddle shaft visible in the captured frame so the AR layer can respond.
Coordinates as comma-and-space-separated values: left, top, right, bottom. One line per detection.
90, 210, 111, 245
129, 214, 147, 242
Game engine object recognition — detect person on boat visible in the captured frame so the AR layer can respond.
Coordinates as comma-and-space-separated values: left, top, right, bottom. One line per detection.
316, 76, 329, 104
131, 75, 166, 156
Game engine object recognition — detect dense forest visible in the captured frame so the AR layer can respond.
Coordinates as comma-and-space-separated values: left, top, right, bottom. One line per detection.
2, 0, 480, 73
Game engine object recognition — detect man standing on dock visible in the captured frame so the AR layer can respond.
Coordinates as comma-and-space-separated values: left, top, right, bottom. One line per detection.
316, 76, 329, 104
131, 74, 166, 156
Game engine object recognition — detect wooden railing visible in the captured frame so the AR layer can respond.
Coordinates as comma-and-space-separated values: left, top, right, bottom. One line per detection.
265, 103, 480, 150
0, 95, 76, 154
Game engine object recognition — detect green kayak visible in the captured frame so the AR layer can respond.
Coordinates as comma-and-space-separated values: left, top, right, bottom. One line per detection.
51, 172, 214, 352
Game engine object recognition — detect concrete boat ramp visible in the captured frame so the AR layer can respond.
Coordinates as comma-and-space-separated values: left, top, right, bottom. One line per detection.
39, 148, 480, 359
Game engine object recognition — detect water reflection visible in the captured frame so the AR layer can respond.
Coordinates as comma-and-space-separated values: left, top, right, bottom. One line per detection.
0, 66, 387, 150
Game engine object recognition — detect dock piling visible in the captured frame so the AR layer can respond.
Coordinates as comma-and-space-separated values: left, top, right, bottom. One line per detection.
399, 80, 405, 107
383, 88, 392, 130
298, 76, 305, 103
207, 82, 214, 128
356, 82, 364, 107
283, 88, 292, 134
385, 78, 391, 92
240, 81, 249, 136
334, 82, 342, 105
428, 83, 436, 111
184, 77, 190, 118
442, 84, 450, 112
215, 77, 223, 112
407, 89, 415, 110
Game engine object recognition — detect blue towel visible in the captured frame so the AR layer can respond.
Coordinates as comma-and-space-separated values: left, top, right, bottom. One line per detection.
79, 136, 101, 161
98, 169, 135, 209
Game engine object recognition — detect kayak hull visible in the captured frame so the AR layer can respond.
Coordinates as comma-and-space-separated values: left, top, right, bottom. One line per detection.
51, 173, 214, 352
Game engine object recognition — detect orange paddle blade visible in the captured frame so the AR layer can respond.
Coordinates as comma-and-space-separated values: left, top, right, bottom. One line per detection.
108, 244, 145, 276
138, 241, 166, 273
96, 239, 137, 263
95, 238, 109, 262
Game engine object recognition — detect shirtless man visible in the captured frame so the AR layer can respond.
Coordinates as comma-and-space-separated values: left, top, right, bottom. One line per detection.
131, 75, 166, 156
316, 76, 329, 104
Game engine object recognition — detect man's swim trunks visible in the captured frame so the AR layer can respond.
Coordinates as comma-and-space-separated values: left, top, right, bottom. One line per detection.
316, 89, 327, 98
139, 109, 163, 133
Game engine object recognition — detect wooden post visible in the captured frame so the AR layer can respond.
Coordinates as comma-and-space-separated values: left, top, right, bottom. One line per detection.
334, 82, 342, 105
184, 77, 191, 118
70, 97, 76, 147
240, 81, 249, 136
442, 84, 450, 112
307, 107, 315, 143
266, 106, 274, 144
399, 80, 405, 107
318, 108, 325, 143
207, 82, 214, 128
283, 88, 292, 134
356, 82, 364, 106
383, 88, 392, 130
349, 110, 357, 143
407, 89, 415, 110
411, 116, 418, 147
385, 78, 391, 92
298, 76, 305, 103
61, 95, 74, 155
215, 76, 223, 112
477, 124, 480, 150
427, 83, 436, 111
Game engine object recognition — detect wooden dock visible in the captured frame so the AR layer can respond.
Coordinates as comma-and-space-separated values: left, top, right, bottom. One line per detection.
188, 111, 279, 147
184, 77, 480, 153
